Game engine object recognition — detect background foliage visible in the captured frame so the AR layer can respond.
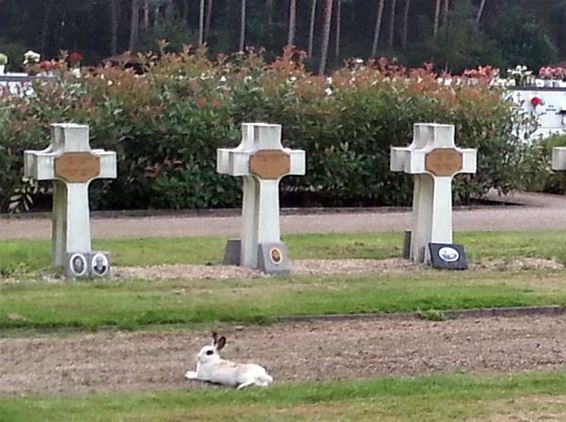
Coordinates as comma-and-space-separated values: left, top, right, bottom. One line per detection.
0, 49, 523, 211
0, 0, 565, 74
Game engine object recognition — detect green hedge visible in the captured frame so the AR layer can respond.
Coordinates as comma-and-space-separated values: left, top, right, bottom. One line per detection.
0, 49, 524, 211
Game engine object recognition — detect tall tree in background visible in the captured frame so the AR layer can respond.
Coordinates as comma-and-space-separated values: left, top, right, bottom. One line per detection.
204, 0, 213, 42
266, 0, 274, 26
388, 0, 397, 51
110, 0, 119, 55
334, 0, 341, 59
443, 0, 449, 29
433, 0, 441, 42
318, 0, 333, 74
476, 0, 487, 24
40, 0, 54, 56
239, 0, 247, 51
288, 0, 297, 45
129, 0, 140, 51
371, 0, 385, 56
308, 0, 318, 56
198, 0, 205, 45
143, 0, 149, 30
182, 0, 189, 22
401, 0, 411, 50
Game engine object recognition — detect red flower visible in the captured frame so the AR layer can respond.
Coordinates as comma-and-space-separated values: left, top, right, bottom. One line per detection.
531, 96, 543, 107
69, 52, 83, 64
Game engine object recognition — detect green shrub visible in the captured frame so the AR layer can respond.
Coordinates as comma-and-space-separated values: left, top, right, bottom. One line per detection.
0, 48, 524, 211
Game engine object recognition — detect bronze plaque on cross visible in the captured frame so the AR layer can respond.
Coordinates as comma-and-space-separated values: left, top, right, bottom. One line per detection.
55, 152, 101, 183
425, 148, 463, 177
249, 149, 291, 179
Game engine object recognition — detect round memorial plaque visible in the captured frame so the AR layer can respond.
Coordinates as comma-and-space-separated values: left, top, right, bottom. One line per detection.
91, 253, 110, 277
438, 246, 460, 263
55, 152, 101, 183
425, 148, 463, 177
69, 253, 88, 277
269, 247, 283, 265
249, 150, 291, 180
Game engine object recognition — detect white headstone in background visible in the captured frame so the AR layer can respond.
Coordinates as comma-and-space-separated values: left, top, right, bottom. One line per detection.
552, 147, 566, 172
391, 123, 477, 264
217, 123, 305, 273
24, 124, 117, 269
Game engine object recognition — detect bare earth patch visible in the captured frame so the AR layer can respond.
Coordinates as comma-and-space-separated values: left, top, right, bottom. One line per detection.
2, 315, 566, 395
113, 258, 563, 280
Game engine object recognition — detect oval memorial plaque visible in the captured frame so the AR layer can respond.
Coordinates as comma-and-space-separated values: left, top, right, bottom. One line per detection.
249, 149, 291, 180
55, 152, 101, 183
425, 148, 463, 177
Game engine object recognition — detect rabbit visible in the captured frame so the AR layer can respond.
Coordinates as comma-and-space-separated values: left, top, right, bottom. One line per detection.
185, 332, 273, 390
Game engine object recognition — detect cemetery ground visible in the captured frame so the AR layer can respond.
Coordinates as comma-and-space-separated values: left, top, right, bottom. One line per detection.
3, 223, 566, 420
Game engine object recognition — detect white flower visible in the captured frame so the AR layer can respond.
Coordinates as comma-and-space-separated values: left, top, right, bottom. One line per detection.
326, 77, 333, 85
219, 76, 227, 82
23, 50, 40, 65
325, 87, 333, 96
355, 58, 363, 64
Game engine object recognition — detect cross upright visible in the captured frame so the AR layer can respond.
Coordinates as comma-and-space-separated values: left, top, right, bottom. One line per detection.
390, 123, 477, 263
217, 123, 305, 271
24, 124, 117, 268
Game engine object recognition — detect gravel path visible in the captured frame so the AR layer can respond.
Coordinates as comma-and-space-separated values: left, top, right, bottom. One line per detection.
1, 315, 566, 395
2, 192, 566, 240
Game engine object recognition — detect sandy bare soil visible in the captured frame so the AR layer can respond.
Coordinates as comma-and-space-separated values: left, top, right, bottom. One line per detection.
1, 315, 566, 395
111, 257, 563, 280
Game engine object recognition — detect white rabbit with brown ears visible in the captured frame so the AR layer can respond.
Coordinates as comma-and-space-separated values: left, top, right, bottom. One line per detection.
185, 332, 273, 390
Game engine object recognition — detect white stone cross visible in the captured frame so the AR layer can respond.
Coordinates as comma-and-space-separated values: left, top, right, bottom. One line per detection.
217, 123, 305, 269
390, 123, 477, 263
24, 124, 117, 267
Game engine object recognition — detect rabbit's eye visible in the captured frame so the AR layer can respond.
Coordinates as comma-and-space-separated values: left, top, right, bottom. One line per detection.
206, 350, 214, 355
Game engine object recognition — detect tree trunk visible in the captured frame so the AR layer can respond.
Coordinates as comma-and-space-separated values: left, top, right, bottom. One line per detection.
240, 0, 247, 51
442, 0, 449, 30
334, 0, 341, 60
388, 0, 397, 52
266, 0, 274, 26
401, 0, 410, 50
433, 0, 441, 42
40, 0, 54, 56
198, 0, 205, 45
143, 0, 149, 30
110, 0, 119, 55
128, 0, 139, 51
154, 6, 159, 26
476, 0, 487, 24
371, 0, 385, 57
318, 0, 333, 75
288, 0, 297, 45
204, 0, 214, 42
182, 0, 189, 24
308, 0, 317, 57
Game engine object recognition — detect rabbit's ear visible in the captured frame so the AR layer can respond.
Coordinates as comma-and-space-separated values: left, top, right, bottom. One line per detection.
211, 332, 218, 345
216, 336, 227, 351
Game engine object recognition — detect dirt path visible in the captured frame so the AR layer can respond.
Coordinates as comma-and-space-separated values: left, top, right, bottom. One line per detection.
2, 192, 566, 240
2, 315, 566, 395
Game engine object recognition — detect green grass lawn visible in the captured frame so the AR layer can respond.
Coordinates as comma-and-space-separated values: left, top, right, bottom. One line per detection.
2, 229, 566, 271
2, 230, 566, 331
2, 371, 566, 421
1, 270, 565, 330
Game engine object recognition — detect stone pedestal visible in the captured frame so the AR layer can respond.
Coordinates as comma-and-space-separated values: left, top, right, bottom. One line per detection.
217, 123, 305, 274
390, 123, 477, 264
24, 124, 117, 277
